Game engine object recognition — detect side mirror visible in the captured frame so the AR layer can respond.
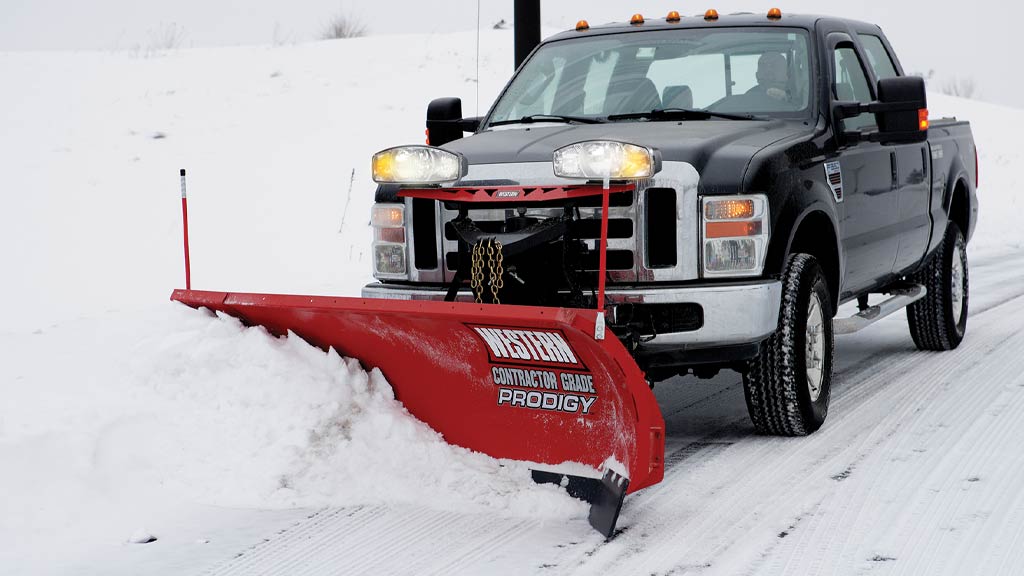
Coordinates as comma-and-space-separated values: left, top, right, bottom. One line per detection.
426, 98, 481, 146
874, 76, 928, 145
833, 76, 928, 145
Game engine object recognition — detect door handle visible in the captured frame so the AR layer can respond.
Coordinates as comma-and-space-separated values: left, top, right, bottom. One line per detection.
890, 151, 898, 189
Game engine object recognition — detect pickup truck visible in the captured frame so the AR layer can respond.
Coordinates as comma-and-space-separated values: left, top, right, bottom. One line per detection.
363, 11, 979, 436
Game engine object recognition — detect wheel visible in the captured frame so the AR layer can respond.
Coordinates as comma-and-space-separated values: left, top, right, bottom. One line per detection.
907, 222, 969, 350
743, 253, 834, 436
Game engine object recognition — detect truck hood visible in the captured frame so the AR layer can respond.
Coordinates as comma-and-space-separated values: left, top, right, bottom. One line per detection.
444, 120, 811, 190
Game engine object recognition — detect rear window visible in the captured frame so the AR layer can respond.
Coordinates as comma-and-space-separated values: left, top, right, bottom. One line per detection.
858, 34, 898, 80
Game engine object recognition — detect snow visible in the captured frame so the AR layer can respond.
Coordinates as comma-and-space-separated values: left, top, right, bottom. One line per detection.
2, 28, 1023, 576
0, 306, 582, 573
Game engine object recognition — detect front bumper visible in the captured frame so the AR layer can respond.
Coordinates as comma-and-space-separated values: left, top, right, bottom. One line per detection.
361, 280, 781, 351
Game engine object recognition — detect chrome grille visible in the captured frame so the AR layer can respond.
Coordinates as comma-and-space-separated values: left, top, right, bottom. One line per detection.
403, 161, 701, 284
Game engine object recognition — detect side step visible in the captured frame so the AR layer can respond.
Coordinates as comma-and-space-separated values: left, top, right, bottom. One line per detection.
833, 283, 926, 335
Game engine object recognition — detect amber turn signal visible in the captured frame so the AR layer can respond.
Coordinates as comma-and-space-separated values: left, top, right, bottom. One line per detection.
705, 221, 763, 239
704, 199, 755, 220
919, 109, 930, 130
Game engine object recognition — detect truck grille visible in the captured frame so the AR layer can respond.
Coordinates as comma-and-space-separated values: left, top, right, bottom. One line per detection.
399, 162, 701, 285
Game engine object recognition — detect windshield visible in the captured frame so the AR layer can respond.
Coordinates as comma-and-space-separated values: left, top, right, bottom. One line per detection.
486, 27, 812, 127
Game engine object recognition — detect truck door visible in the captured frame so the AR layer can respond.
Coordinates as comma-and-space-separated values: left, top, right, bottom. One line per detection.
827, 33, 900, 296
857, 33, 932, 274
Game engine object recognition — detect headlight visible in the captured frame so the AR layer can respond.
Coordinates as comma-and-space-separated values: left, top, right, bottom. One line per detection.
553, 140, 660, 180
371, 146, 467, 184
701, 194, 770, 277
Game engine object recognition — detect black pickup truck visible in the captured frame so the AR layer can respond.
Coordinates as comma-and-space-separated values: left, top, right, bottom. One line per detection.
364, 11, 978, 436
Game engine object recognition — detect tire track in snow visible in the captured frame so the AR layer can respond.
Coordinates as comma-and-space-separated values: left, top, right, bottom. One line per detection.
883, 328, 1024, 576
759, 293, 1024, 574
568, 291, 1024, 576
557, 306, 994, 571
205, 503, 596, 576
756, 297, 1024, 575
776, 265, 1024, 574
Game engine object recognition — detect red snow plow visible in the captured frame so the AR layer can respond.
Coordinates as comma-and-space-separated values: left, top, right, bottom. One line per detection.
171, 170, 665, 537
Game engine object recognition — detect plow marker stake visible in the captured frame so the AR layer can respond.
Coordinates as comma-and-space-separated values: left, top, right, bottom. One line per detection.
180, 169, 191, 290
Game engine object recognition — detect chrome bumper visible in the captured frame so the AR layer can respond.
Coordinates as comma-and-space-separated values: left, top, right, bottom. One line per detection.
361, 281, 782, 350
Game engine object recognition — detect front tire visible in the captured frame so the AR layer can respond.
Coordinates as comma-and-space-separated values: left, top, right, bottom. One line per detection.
907, 222, 969, 350
743, 254, 834, 436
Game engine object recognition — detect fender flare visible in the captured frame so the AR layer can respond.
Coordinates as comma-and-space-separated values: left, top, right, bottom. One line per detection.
765, 185, 843, 308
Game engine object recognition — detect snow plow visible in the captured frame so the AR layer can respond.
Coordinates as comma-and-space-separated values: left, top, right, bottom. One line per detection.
171, 171, 665, 537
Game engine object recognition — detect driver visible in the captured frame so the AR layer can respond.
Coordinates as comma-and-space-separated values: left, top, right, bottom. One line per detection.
747, 52, 789, 101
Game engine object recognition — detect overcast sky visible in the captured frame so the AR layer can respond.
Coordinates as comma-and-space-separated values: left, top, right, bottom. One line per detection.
3, 0, 1019, 108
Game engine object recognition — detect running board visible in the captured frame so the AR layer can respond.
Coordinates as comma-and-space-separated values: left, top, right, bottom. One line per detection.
833, 284, 926, 335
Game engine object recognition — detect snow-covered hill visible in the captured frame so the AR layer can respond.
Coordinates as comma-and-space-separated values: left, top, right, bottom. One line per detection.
1, 30, 1022, 575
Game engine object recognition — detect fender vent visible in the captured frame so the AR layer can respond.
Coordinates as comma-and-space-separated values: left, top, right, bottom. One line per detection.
824, 161, 843, 202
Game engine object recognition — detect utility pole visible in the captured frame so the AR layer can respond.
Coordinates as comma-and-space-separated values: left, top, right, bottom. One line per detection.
514, 0, 540, 69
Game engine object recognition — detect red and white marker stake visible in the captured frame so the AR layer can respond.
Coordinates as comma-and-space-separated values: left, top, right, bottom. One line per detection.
180, 169, 191, 290
595, 175, 611, 340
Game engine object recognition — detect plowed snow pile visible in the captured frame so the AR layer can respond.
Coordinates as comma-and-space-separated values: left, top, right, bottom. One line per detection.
3, 305, 582, 513
0, 306, 583, 571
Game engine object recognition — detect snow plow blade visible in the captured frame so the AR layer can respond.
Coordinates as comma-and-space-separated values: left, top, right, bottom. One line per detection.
171, 289, 664, 533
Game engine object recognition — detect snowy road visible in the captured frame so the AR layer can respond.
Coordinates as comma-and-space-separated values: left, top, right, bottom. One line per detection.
142, 249, 1024, 576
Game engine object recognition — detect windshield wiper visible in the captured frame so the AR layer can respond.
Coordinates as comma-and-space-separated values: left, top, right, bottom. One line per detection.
488, 114, 606, 127
608, 108, 764, 122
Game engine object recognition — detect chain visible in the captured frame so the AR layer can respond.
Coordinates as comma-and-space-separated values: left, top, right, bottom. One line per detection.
469, 239, 505, 304
489, 240, 504, 305
470, 241, 485, 303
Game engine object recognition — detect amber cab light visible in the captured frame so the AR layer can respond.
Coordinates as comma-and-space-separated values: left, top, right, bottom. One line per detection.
704, 9, 719, 21
919, 109, 930, 131
630, 13, 645, 25
666, 10, 681, 22
768, 8, 782, 19
576, 19, 589, 31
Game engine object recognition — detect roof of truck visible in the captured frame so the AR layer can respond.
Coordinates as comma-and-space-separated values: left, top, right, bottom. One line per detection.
545, 12, 880, 42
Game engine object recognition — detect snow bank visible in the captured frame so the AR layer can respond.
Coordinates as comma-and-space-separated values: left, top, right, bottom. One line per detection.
2, 304, 582, 515
928, 92, 1024, 257
0, 305, 584, 572
128, 306, 581, 514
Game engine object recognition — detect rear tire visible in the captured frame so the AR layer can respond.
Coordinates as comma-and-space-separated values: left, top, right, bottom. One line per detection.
743, 254, 834, 436
907, 222, 968, 350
